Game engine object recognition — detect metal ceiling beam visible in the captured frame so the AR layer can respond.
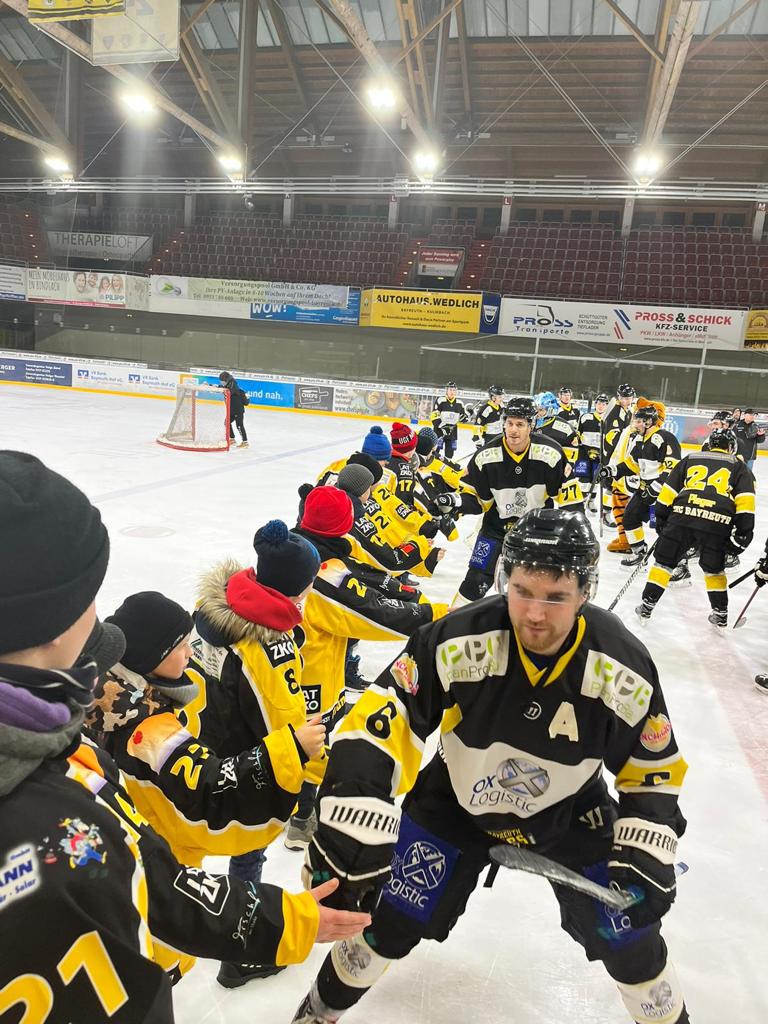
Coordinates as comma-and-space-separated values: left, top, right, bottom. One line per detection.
312, 0, 355, 43
643, 0, 700, 148
1, 175, 765, 202
0, 118, 64, 154
327, 0, 435, 150
431, 0, 450, 126
0, 0, 230, 150
455, 0, 472, 123
265, 0, 320, 137
179, 15, 241, 144
391, 0, 464, 68
181, 0, 221, 36
399, 0, 434, 129
0, 48, 70, 153
393, 0, 421, 119
237, 0, 259, 147
688, 0, 759, 60
599, 0, 664, 64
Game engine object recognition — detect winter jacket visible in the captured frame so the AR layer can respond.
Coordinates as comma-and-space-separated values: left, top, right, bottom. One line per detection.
733, 419, 766, 462
179, 560, 325, 797
85, 660, 308, 868
0, 670, 319, 1022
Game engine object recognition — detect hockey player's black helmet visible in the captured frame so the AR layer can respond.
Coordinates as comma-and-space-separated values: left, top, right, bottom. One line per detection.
708, 427, 738, 455
634, 405, 659, 427
504, 397, 536, 423
616, 383, 635, 398
498, 509, 599, 599
558, 385, 572, 396
596, 392, 609, 403
446, 380, 457, 389
711, 410, 731, 424
488, 384, 504, 397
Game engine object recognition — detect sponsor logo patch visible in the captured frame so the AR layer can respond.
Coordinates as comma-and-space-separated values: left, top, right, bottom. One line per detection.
436, 630, 509, 687
0, 846, 40, 909
581, 650, 653, 727
640, 714, 672, 753
173, 868, 230, 915
390, 654, 419, 695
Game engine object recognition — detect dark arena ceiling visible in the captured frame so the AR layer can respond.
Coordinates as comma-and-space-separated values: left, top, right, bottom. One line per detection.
0, 0, 767, 195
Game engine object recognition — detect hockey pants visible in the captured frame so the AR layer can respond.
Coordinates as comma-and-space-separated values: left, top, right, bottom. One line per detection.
642, 521, 728, 614
309, 763, 688, 1024
623, 491, 655, 548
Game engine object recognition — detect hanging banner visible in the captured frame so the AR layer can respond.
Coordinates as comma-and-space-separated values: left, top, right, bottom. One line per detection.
29, 0, 124, 22
499, 297, 746, 351
416, 246, 464, 276
744, 309, 768, 347
150, 275, 349, 319
359, 288, 485, 333
0, 265, 27, 301
90, 0, 180, 64
250, 288, 360, 326
47, 231, 153, 262
27, 268, 126, 307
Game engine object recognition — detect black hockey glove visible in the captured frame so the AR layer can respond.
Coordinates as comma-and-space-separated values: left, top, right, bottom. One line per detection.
432, 492, 462, 513
755, 551, 768, 588
728, 526, 753, 555
607, 817, 679, 928
472, 434, 484, 450
438, 515, 457, 540
302, 784, 401, 913
597, 464, 615, 483
419, 518, 440, 539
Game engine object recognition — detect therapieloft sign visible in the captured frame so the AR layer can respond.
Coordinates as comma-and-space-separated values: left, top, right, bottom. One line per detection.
499, 298, 746, 350
47, 231, 153, 261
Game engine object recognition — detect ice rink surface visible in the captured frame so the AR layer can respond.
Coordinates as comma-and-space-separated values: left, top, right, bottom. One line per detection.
2, 384, 768, 1024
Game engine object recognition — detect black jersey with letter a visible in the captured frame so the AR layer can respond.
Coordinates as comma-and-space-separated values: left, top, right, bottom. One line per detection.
324, 597, 686, 848
459, 433, 573, 535
656, 450, 755, 536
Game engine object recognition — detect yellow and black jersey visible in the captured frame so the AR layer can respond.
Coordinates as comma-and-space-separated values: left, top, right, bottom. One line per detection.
325, 597, 686, 849
578, 410, 604, 461
459, 433, 576, 536
536, 415, 580, 464
317, 456, 348, 486
625, 426, 681, 497
385, 454, 420, 506
86, 663, 307, 867
473, 399, 504, 441
370, 485, 432, 545
656, 449, 755, 536
418, 453, 466, 494
431, 396, 468, 441
292, 527, 449, 728
602, 399, 633, 459
347, 508, 439, 576
0, 739, 319, 1021
557, 401, 581, 428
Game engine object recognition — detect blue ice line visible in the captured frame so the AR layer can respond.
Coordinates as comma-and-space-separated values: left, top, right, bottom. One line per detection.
91, 433, 361, 504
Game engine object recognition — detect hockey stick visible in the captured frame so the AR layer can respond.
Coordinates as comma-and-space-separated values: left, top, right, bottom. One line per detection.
490, 846, 689, 911
607, 539, 657, 613
733, 584, 760, 629
598, 417, 605, 539
728, 566, 756, 590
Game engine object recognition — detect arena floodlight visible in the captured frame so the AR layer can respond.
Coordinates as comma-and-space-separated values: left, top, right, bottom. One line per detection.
365, 80, 399, 114
119, 91, 157, 120
633, 151, 662, 181
43, 153, 71, 175
412, 149, 441, 179
217, 153, 243, 174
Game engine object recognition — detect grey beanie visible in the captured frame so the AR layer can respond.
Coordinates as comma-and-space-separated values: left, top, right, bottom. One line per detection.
338, 463, 375, 497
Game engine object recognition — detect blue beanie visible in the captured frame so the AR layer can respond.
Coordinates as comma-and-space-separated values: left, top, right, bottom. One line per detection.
253, 519, 320, 597
361, 425, 392, 460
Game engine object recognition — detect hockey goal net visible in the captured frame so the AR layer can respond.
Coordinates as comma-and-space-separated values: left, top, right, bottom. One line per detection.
157, 384, 231, 452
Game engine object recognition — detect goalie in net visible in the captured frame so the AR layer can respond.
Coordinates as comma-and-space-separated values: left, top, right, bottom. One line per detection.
157, 383, 232, 452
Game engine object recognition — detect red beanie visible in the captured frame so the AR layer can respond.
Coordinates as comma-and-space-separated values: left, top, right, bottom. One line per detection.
391, 421, 417, 456
301, 485, 354, 537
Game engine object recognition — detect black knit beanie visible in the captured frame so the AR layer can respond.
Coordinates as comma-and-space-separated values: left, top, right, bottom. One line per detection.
346, 451, 384, 485
107, 592, 193, 676
0, 451, 110, 656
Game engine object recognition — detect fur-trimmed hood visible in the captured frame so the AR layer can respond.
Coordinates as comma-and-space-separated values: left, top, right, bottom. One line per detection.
195, 559, 287, 647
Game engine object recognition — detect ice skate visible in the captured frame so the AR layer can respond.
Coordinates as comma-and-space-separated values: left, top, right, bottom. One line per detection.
634, 599, 655, 625
708, 609, 728, 631
216, 960, 285, 988
621, 543, 647, 567
755, 674, 768, 696
238, 440, 249, 449
668, 562, 692, 588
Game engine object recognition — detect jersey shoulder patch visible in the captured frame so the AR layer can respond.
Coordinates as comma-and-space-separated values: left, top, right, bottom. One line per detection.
649, 433, 665, 450
435, 629, 510, 690
530, 441, 562, 468
475, 445, 504, 468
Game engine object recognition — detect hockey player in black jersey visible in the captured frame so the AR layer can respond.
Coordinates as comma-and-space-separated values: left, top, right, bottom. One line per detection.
431, 381, 468, 458
577, 392, 608, 511
432, 397, 579, 605
471, 384, 505, 449
292, 508, 690, 1024
557, 384, 581, 427
615, 403, 681, 567
602, 383, 636, 531
636, 428, 755, 629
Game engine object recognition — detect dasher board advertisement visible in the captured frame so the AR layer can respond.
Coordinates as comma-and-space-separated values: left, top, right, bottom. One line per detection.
359, 288, 499, 333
